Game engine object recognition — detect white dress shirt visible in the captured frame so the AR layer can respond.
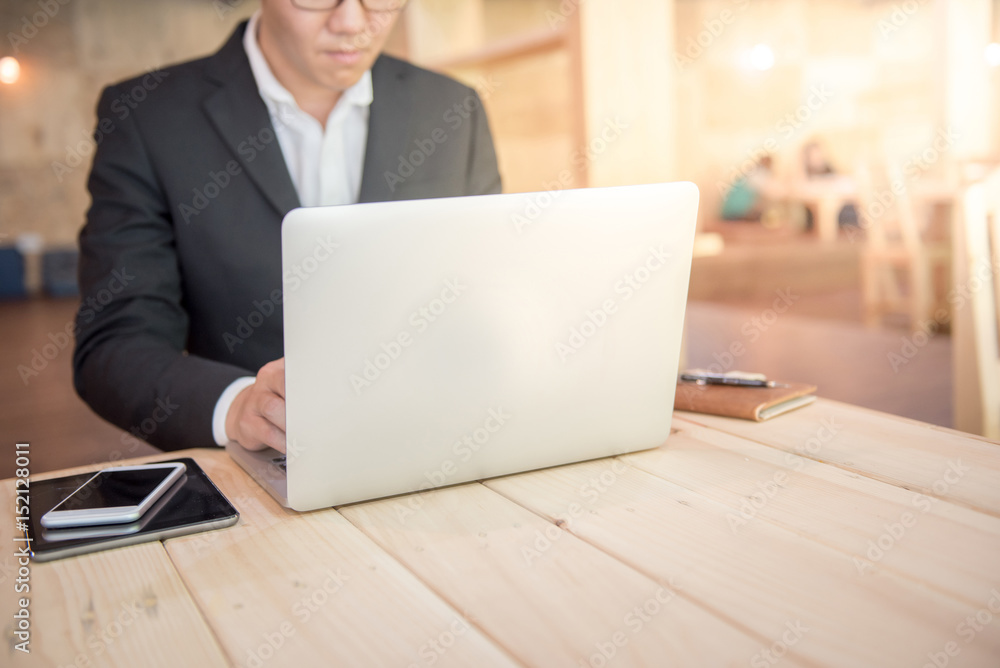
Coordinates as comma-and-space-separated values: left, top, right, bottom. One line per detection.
211, 10, 373, 445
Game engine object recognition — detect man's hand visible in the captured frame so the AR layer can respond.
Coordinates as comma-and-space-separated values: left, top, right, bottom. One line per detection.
226, 358, 286, 453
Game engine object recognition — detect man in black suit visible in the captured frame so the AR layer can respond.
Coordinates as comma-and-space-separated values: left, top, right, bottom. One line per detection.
73, 0, 502, 454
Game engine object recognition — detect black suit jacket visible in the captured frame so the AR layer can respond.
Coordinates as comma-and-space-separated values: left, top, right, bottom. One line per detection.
74, 23, 502, 450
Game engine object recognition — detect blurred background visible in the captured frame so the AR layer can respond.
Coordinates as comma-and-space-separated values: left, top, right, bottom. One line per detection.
2, 0, 999, 476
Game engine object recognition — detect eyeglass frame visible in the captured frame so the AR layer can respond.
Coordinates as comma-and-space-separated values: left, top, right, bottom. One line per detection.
290, 0, 408, 13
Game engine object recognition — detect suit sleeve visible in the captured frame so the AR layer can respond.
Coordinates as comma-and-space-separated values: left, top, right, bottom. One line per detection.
465, 89, 503, 196
73, 85, 253, 451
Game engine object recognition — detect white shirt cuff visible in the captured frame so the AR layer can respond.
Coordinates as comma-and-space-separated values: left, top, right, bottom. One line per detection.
212, 376, 257, 446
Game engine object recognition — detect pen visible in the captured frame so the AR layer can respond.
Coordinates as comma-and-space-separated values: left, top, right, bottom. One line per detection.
679, 371, 777, 388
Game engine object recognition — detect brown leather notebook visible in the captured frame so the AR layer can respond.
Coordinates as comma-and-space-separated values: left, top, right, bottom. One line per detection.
674, 380, 818, 421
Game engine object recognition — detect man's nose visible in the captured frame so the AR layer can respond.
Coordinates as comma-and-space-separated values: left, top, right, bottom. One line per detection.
326, 0, 368, 36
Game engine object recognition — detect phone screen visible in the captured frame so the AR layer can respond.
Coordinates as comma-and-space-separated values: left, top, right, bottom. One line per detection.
51, 467, 178, 512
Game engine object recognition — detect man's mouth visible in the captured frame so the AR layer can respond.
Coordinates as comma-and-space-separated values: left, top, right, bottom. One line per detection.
322, 49, 363, 65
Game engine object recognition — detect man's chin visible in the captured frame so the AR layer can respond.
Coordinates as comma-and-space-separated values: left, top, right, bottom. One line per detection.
314, 61, 374, 90
315, 74, 361, 95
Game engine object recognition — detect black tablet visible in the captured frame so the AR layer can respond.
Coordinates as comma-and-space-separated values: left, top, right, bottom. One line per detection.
25, 457, 239, 562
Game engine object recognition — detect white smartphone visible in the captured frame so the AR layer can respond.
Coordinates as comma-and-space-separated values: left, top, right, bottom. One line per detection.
40, 462, 186, 528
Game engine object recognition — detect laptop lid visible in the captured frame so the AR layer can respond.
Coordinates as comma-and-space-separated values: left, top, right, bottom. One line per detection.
280, 182, 699, 510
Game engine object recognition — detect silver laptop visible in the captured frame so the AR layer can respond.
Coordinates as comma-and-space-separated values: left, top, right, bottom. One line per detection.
227, 182, 699, 511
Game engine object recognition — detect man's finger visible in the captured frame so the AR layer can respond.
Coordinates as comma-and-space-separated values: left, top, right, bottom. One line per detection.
249, 414, 286, 453
258, 392, 287, 433
259, 359, 286, 399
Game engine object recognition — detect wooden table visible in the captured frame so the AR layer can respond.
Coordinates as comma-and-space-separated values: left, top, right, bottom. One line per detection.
784, 176, 859, 243
779, 177, 958, 244
4, 399, 1000, 667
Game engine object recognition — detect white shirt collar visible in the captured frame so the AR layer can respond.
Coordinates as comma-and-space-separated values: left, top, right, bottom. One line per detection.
242, 10, 373, 118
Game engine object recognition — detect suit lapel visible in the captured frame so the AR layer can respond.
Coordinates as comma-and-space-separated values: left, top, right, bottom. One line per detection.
202, 23, 300, 217
359, 56, 414, 203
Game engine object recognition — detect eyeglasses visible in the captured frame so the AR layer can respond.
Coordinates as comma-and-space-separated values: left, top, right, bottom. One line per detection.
291, 0, 408, 12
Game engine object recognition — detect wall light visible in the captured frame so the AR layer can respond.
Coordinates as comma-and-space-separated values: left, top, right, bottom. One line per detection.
0, 56, 21, 84
741, 44, 775, 71
986, 43, 1000, 68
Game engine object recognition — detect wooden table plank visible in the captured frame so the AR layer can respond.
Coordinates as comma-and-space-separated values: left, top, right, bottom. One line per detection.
163, 455, 518, 668
340, 478, 787, 668
1, 481, 228, 667
485, 457, 1000, 668
625, 421, 1000, 607
676, 399, 1000, 516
